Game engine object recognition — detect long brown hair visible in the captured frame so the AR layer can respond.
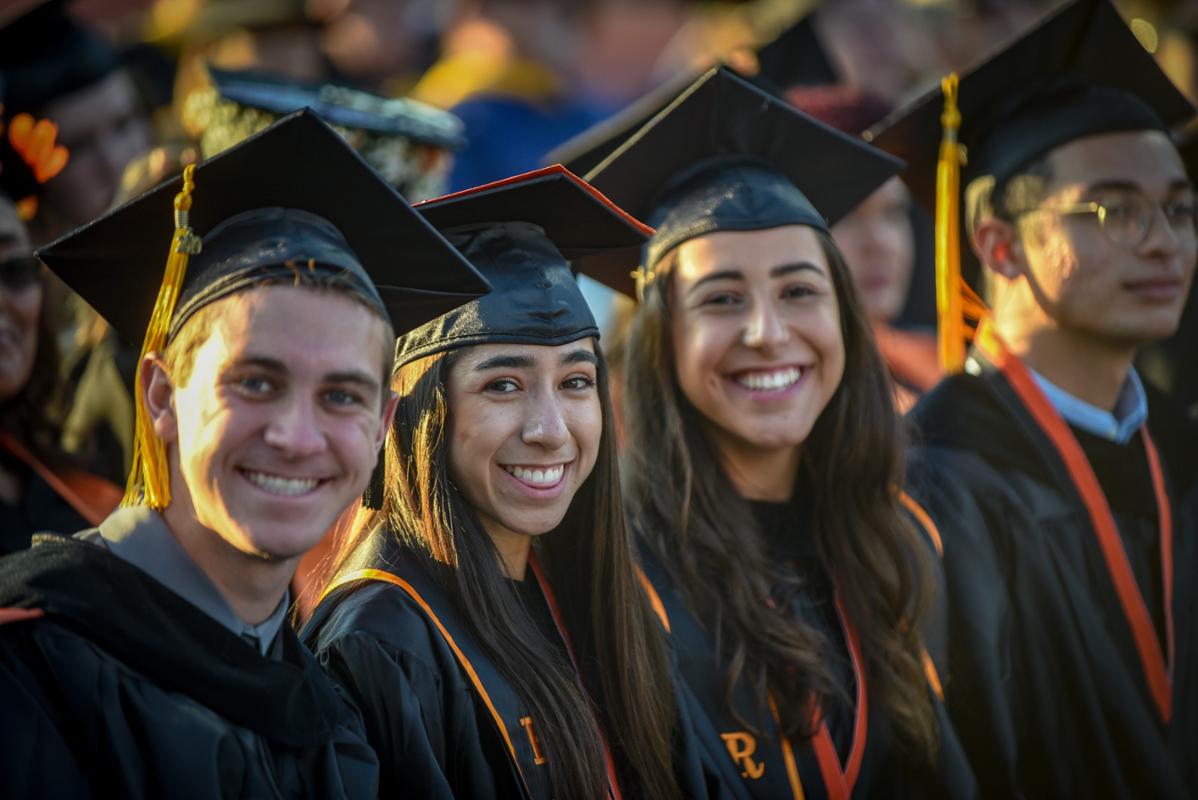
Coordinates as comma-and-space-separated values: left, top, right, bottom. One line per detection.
327, 342, 680, 800
621, 230, 938, 756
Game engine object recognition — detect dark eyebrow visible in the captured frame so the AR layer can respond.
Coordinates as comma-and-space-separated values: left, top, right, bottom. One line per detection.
771, 262, 826, 279
561, 349, 598, 366
473, 354, 536, 371
687, 262, 826, 297
1083, 179, 1196, 195
235, 356, 380, 393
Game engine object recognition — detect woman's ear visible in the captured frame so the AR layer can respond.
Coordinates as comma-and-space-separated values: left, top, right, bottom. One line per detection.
142, 355, 177, 443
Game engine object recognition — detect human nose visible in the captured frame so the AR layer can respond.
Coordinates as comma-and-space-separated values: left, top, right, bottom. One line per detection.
263, 396, 327, 456
742, 297, 789, 349
521, 390, 570, 451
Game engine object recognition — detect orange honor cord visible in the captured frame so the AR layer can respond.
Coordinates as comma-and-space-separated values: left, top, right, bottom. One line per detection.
974, 319, 1174, 721
528, 554, 625, 800
934, 73, 968, 374
323, 569, 534, 796
0, 430, 107, 526
635, 565, 671, 632
0, 607, 45, 626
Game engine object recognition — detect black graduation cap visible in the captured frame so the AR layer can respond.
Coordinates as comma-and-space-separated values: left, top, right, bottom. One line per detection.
755, 10, 839, 93
0, 0, 120, 114
207, 66, 467, 151
38, 108, 490, 349
865, 0, 1195, 212
584, 65, 904, 273
543, 68, 701, 179
395, 165, 652, 367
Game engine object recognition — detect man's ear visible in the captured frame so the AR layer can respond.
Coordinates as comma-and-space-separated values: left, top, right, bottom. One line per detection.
376, 390, 399, 451
142, 355, 178, 443
972, 217, 1025, 281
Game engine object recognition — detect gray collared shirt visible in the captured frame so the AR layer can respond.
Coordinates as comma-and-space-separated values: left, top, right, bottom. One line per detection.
79, 506, 290, 657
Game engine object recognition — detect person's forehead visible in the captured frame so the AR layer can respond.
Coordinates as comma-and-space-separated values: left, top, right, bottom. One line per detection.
674, 225, 828, 278
1044, 128, 1186, 190
196, 284, 387, 357
457, 338, 597, 366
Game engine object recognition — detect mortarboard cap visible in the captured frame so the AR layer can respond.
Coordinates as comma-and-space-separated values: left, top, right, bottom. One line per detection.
863, 0, 1194, 374
865, 0, 1195, 213
205, 67, 467, 152
397, 165, 652, 367
38, 108, 489, 348
544, 68, 701, 179
0, 1, 120, 114
38, 109, 490, 510
754, 10, 839, 93
584, 66, 904, 275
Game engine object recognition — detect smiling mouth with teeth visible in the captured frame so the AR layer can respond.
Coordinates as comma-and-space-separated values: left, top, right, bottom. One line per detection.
734, 367, 803, 392
241, 469, 321, 497
502, 463, 566, 488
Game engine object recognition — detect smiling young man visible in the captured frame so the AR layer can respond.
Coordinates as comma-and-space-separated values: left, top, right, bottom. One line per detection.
869, 0, 1198, 796
0, 110, 488, 797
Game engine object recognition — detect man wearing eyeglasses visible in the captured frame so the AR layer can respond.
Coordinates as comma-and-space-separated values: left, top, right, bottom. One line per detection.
869, 1, 1198, 798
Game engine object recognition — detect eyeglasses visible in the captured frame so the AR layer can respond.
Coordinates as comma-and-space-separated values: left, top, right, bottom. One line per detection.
0, 256, 40, 291
1026, 188, 1198, 248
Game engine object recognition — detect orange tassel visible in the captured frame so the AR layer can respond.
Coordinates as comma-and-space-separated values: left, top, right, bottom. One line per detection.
934, 74, 968, 373
123, 163, 202, 509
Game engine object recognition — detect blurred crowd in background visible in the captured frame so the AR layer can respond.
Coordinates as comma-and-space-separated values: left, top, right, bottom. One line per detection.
1, 0, 1197, 545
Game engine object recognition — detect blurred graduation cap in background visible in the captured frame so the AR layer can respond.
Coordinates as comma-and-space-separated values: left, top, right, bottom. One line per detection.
546, 10, 838, 178
184, 66, 466, 201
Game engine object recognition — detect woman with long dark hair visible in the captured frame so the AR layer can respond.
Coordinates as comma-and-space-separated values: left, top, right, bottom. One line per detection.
0, 113, 120, 554
304, 167, 708, 800
581, 67, 976, 798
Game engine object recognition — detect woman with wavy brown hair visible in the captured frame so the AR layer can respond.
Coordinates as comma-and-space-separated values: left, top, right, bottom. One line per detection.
579, 67, 976, 798
304, 167, 712, 800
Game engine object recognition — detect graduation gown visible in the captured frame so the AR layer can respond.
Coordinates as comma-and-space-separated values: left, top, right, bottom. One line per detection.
907, 319, 1198, 799
0, 534, 378, 799
635, 496, 977, 800
303, 534, 719, 800
0, 430, 121, 555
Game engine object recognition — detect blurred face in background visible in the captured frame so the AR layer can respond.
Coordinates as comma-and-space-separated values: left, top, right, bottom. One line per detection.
831, 177, 914, 323
0, 196, 43, 402
40, 69, 152, 234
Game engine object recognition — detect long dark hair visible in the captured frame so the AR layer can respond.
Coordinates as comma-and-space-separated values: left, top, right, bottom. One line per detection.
621, 229, 938, 755
327, 342, 680, 800
0, 271, 71, 469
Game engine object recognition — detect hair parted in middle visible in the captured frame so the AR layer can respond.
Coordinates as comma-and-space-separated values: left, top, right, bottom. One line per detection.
621, 229, 939, 758
327, 340, 681, 800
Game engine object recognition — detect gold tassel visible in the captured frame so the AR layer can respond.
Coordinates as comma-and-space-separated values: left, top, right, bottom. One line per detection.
935, 73, 967, 374
122, 163, 202, 508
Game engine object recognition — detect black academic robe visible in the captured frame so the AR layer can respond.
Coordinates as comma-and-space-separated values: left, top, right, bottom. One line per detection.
0, 534, 378, 799
303, 535, 720, 800
907, 321, 1198, 799
635, 498, 977, 800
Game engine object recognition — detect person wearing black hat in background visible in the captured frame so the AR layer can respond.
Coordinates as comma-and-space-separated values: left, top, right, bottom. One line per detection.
304, 165, 714, 800
0, 110, 490, 797
868, 0, 1198, 796
0, 108, 122, 555
581, 66, 975, 799
0, 1, 153, 245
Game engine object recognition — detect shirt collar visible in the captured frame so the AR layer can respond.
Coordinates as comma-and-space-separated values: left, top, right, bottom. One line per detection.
1027, 365, 1148, 444
96, 506, 290, 656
